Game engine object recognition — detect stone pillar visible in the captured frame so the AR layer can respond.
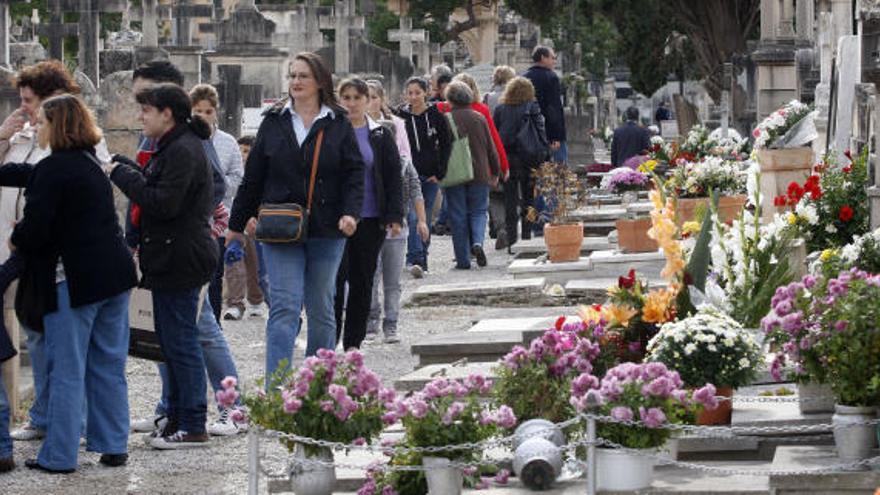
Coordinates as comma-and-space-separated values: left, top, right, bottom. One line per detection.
0, 1, 8, 68
795, 0, 815, 40
142, 0, 159, 47
218, 65, 242, 138
834, 35, 860, 161
814, 11, 833, 155
174, 0, 193, 47
46, 0, 66, 61
78, 0, 101, 86
872, 87, 880, 229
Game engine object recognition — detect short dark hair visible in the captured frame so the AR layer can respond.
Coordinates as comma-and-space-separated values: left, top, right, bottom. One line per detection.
337, 77, 369, 97
532, 45, 552, 63
133, 60, 184, 86
405, 76, 429, 93
625, 106, 640, 121
437, 73, 453, 86
237, 135, 256, 146
14, 60, 80, 99
136, 83, 211, 138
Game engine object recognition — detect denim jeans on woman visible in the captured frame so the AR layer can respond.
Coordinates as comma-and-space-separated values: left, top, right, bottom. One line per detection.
263, 237, 346, 382
152, 287, 207, 435
38, 282, 130, 471
406, 177, 439, 268
0, 378, 10, 460
155, 297, 238, 415
445, 183, 490, 268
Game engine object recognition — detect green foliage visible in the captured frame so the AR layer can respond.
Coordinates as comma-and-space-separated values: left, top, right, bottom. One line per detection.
406, 0, 468, 45
365, 0, 400, 51
493, 360, 573, 424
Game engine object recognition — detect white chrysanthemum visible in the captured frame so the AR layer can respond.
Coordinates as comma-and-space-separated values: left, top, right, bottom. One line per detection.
825, 224, 838, 234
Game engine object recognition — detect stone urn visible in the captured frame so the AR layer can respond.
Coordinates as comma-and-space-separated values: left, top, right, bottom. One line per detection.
290, 445, 336, 495
422, 456, 463, 494
615, 218, 658, 253
512, 419, 565, 490
543, 222, 583, 263
832, 404, 878, 462
755, 147, 814, 223
697, 386, 733, 425
676, 195, 748, 227
596, 448, 655, 491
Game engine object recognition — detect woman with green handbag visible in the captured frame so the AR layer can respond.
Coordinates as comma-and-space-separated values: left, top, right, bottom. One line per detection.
442, 81, 501, 269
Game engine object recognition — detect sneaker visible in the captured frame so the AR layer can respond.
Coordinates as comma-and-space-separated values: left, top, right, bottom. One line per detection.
383, 326, 400, 344
409, 264, 424, 279
132, 414, 167, 433
471, 245, 487, 267
99, 453, 128, 467
0, 457, 14, 473
222, 306, 243, 321
150, 430, 209, 450
11, 423, 44, 441
144, 417, 176, 445
208, 408, 249, 437
246, 302, 266, 318
363, 331, 378, 343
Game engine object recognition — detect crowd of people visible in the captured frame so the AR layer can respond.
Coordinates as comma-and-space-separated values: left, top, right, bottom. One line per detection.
0, 44, 566, 473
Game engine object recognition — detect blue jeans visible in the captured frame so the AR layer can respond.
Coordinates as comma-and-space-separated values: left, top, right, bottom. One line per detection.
445, 183, 490, 268
552, 141, 568, 165
156, 297, 238, 415
406, 177, 439, 267
152, 287, 206, 434
24, 326, 49, 431
436, 193, 449, 225
256, 241, 270, 308
0, 376, 10, 458
38, 282, 130, 471
263, 237, 346, 382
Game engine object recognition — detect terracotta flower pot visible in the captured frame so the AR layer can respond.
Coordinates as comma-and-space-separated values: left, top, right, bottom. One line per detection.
615, 218, 658, 253
697, 386, 733, 425
544, 222, 584, 263
676, 195, 747, 227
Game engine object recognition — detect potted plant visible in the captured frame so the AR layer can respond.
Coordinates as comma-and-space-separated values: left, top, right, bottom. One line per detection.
646, 307, 763, 425
233, 350, 392, 495
665, 156, 748, 226
570, 362, 717, 491
528, 161, 586, 262
367, 376, 516, 495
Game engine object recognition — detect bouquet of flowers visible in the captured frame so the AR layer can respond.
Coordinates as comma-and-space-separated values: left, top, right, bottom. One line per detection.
569, 362, 717, 449
665, 156, 748, 199
607, 169, 650, 194
810, 227, 880, 278
775, 149, 870, 253
647, 139, 694, 170
242, 350, 392, 454
527, 161, 585, 224
752, 100, 815, 149
646, 307, 762, 389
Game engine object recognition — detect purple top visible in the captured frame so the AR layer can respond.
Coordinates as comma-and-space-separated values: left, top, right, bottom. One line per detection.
354, 125, 378, 218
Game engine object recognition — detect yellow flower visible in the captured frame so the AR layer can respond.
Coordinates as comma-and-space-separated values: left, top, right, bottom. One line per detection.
787, 213, 797, 225
681, 221, 701, 236
578, 305, 603, 325
642, 288, 676, 324
638, 159, 657, 173
602, 304, 638, 328
820, 249, 836, 262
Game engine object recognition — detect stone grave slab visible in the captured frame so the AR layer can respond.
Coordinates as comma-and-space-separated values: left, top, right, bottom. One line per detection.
565, 278, 666, 303
411, 331, 524, 367
669, 435, 762, 461
468, 315, 579, 342
582, 220, 618, 236
731, 386, 832, 435
626, 201, 654, 215
394, 361, 499, 393
509, 258, 592, 285
587, 249, 665, 278
770, 446, 880, 493
510, 236, 614, 257
406, 278, 547, 307
569, 206, 628, 222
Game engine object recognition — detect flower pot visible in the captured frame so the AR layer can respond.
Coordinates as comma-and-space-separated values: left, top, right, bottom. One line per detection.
676, 195, 747, 227
544, 222, 584, 263
755, 147, 814, 223
697, 386, 733, 425
290, 445, 336, 495
596, 448, 655, 491
832, 404, 879, 462
512, 437, 563, 490
615, 218, 658, 253
797, 382, 835, 414
422, 456, 463, 495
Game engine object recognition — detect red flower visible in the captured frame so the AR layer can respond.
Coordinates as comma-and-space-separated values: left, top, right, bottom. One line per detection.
839, 205, 854, 222
618, 269, 637, 290
844, 149, 853, 161
843, 165, 852, 173
554, 316, 566, 330
773, 195, 787, 207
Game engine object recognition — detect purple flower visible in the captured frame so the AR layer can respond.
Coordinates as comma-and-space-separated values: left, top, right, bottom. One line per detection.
803, 275, 816, 288
230, 408, 247, 423
610, 406, 634, 422
381, 412, 399, 425
283, 398, 303, 414
692, 384, 718, 410
408, 398, 429, 419
493, 405, 517, 429
834, 320, 848, 332
220, 376, 237, 390
352, 437, 366, 446
441, 402, 466, 425
643, 362, 670, 380
344, 349, 364, 368
462, 465, 478, 476
781, 312, 804, 333
639, 406, 667, 428
571, 373, 600, 396
494, 469, 510, 485
381, 485, 398, 495
474, 478, 490, 490
774, 300, 792, 316
641, 376, 675, 398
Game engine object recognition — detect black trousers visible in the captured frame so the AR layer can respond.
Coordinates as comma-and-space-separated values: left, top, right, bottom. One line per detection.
504, 173, 535, 244
334, 218, 386, 350
208, 237, 225, 325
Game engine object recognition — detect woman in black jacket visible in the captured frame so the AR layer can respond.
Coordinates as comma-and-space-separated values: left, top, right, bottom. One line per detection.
493, 77, 548, 246
395, 77, 452, 274
109, 83, 219, 450
227, 52, 364, 378
10, 94, 137, 472
333, 77, 403, 350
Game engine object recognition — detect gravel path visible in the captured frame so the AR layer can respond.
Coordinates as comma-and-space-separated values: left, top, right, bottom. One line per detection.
4, 233, 563, 494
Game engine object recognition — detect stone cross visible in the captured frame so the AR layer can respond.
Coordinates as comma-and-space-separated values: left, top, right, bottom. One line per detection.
388, 17, 426, 66
37, 0, 79, 61
0, 1, 9, 68
319, 0, 365, 74
287, 0, 325, 54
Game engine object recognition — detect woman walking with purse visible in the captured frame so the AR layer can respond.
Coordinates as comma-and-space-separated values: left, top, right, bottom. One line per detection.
227, 52, 364, 379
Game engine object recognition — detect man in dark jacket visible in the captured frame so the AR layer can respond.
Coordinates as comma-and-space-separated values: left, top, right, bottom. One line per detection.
523, 46, 567, 164
611, 106, 651, 167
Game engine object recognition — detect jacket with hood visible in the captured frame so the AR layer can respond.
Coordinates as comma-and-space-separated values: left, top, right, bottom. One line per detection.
394, 103, 452, 180
363, 117, 404, 227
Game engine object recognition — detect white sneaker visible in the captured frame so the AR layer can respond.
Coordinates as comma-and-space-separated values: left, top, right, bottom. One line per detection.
208, 408, 249, 436
409, 264, 424, 279
222, 307, 243, 321
246, 302, 266, 319
132, 414, 167, 433
150, 430, 210, 450
11, 422, 44, 441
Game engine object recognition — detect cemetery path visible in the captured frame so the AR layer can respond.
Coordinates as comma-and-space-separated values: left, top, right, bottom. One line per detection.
3, 233, 546, 493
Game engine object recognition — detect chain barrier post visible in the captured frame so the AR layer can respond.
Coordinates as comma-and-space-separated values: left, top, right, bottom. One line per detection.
248, 428, 260, 495
586, 415, 597, 495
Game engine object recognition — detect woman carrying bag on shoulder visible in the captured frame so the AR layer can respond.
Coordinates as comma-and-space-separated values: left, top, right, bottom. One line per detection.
227, 52, 364, 380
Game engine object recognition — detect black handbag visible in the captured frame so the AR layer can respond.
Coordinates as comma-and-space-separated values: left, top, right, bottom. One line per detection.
255, 130, 324, 244
515, 106, 549, 167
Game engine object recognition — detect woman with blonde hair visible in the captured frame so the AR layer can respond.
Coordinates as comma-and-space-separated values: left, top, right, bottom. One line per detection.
493, 76, 548, 247
483, 65, 516, 113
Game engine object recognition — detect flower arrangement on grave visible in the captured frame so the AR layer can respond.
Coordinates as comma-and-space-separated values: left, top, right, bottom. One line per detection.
361, 376, 517, 495
646, 138, 693, 170
239, 349, 392, 455
707, 164, 800, 328
526, 161, 585, 225
774, 149, 870, 253
569, 362, 717, 449
810, 227, 880, 279
607, 168, 650, 194
752, 100, 815, 149
763, 270, 880, 407
646, 307, 762, 391
665, 156, 748, 199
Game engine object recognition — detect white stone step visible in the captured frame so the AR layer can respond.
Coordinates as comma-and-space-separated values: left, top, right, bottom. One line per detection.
565, 278, 666, 303
510, 236, 614, 257
588, 249, 665, 279
509, 257, 592, 284
769, 446, 880, 493
732, 385, 832, 436
410, 331, 525, 367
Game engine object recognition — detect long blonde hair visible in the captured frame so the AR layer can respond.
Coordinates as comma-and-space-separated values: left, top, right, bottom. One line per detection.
452, 73, 480, 105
